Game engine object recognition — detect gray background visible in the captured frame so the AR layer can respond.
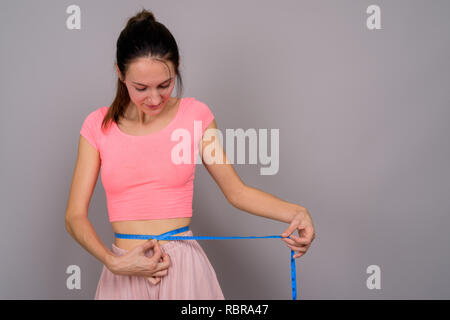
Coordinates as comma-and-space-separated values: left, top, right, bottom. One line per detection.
1, 0, 449, 299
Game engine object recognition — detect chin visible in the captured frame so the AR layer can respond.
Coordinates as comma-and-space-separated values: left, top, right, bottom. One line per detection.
142, 101, 166, 112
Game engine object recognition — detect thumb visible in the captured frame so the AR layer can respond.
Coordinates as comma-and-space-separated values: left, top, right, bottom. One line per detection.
281, 221, 297, 238
140, 238, 157, 251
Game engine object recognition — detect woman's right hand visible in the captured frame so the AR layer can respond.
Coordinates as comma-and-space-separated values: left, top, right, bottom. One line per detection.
107, 239, 171, 285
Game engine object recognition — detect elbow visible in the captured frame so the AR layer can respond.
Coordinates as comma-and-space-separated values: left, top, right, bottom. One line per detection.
65, 217, 73, 236
65, 212, 79, 237
228, 183, 247, 207
65, 209, 87, 236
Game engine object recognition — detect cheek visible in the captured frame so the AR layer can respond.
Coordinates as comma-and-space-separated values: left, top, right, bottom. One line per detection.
160, 91, 172, 104
125, 86, 139, 100
129, 91, 149, 104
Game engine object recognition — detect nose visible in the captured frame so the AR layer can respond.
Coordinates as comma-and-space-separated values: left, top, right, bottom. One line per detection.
146, 93, 163, 106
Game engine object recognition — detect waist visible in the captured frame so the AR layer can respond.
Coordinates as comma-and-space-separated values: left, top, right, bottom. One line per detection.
112, 217, 191, 250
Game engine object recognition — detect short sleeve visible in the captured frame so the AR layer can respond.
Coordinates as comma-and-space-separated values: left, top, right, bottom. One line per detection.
80, 109, 102, 152
196, 100, 215, 136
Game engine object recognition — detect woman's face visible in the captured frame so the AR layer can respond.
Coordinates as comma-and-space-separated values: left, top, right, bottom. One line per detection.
116, 57, 176, 116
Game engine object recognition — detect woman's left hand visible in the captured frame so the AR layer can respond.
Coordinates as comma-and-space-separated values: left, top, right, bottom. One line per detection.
281, 207, 316, 258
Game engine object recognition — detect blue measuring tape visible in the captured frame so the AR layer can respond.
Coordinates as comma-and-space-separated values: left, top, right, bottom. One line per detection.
114, 226, 298, 300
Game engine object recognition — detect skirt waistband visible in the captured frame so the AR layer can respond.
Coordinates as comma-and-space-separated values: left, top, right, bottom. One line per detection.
114, 225, 190, 240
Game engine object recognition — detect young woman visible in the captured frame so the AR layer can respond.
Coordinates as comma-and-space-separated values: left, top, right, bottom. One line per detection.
65, 9, 315, 300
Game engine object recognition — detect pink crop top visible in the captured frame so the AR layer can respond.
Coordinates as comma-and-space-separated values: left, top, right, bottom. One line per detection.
79, 97, 215, 222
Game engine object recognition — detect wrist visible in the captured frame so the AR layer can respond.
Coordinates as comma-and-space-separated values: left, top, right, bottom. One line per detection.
105, 253, 118, 272
292, 205, 310, 222
293, 204, 306, 216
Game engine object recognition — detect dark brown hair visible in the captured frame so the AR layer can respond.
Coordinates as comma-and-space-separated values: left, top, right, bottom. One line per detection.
101, 8, 184, 130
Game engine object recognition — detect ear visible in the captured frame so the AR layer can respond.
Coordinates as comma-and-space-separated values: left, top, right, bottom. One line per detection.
115, 64, 124, 82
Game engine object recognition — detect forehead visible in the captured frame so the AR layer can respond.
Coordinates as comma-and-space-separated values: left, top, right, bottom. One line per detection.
127, 57, 174, 82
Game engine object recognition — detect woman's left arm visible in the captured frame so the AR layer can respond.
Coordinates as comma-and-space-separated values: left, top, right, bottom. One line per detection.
200, 120, 316, 258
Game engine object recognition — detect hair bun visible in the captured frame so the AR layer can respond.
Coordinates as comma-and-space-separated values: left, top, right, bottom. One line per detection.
124, 9, 157, 29
134, 9, 156, 22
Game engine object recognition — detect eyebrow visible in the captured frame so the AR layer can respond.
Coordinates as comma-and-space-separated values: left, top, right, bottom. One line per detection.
132, 77, 172, 86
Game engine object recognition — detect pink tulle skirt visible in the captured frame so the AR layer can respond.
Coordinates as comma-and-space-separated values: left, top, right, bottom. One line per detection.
94, 230, 225, 300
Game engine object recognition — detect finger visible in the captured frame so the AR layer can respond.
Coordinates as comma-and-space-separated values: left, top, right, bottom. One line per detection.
286, 243, 308, 256
283, 237, 310, 250
298, 225, 315, 242
161, 253, 171, 265
152, 269, 168, 277
281, 221, 298, 238
157, 255, 171, 270
286, 240, 309, 250
147, 277, 160, 285
151, 242, 162, 260
288, 236, 310, 246
150, 255, 171, 273
285, 242, 308, 253
282, 236, 310, 246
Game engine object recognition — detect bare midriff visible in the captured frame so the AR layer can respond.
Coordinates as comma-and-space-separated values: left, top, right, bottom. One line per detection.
112, 217, 191, 251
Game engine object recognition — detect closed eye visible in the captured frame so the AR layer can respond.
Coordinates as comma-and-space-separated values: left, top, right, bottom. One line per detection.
136, 84, 170, 91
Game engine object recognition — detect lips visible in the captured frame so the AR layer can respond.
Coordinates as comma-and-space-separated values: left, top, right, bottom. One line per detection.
146, 103, 162, 109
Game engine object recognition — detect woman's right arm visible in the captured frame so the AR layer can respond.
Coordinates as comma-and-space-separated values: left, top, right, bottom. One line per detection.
65, 135, 116, 270
66, 215, 116, 268
66, 135, 171, 282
